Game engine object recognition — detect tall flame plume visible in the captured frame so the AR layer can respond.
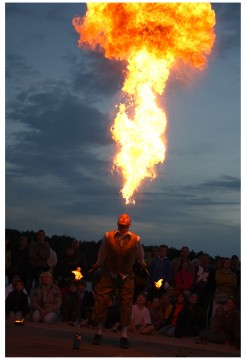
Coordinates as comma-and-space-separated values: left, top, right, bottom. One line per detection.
73, 3, 216, 204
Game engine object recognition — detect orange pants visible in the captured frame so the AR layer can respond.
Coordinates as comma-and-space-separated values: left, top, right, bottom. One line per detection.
93, 270, 135, 326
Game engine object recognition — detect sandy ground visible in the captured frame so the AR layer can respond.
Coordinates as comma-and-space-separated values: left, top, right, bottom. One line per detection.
5, 319, 240, 358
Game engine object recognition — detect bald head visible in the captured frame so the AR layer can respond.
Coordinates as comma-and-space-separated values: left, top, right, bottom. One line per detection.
117, 213, 131, 228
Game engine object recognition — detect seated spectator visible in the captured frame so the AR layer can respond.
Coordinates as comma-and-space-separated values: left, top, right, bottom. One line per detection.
160, 293, 173, 323
196, 305, 226, 344
175, 293, 206, 337
148, 297, 163, 331
77, 279, 89, 302
224, 296, 240, 349
158, 292, 189, 337
5, 279, 29, 321
61, 280, 81, 324
165, 286, 176, 304
30, 271, 62, 324
128, 292, 154, 335
80, 282, 98, 327
104, 295, 120, 331
5, 274, 30, 305
197, 296, 240, 349
187, 293, 206, 336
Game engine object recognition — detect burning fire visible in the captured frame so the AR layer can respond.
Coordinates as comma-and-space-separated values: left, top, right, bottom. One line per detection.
72, 267, 83, 281
154, 279, 164, 289
73, 3, 216, 204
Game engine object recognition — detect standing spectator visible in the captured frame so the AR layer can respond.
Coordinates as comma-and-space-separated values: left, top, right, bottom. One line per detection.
61, 280, 81, 324
146, 246, 159, 269
10, 235, 29, 289
174, 259, 194, 296
230, 255, 240, 306
5, 238, 12, 284
55, 246, 79, 288
26, 230, 50, 295
128, 292, 153, 335
171, 246, 195, 285
206, 256, 223, 322
149, 245, 172, 299
194, 253, 214, 325
145, 246, 159, 290
47, 241, 58, 275
133, 260, 148, 301
212, 258, 237, 316
71, 239, 87, 272
90, 213, 146, 349
5, 279, 29, 320
30, 271, 62, 324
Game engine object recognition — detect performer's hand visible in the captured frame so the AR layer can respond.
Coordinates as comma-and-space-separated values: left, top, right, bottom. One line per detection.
90, 263, 99, 271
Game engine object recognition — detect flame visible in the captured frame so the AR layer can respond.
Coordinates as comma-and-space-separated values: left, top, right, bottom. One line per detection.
73, 3, 216, 204
154, 279, 164, 289
72, 267, 83, 281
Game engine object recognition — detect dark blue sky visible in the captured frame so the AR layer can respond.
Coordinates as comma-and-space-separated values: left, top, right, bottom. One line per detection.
5, 2, 241, 258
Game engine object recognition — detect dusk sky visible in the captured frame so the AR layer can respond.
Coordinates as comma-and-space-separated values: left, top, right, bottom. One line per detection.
5, 2, 241, 258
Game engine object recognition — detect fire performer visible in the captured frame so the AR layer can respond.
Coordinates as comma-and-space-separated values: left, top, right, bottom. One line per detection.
90, 213, 147, 349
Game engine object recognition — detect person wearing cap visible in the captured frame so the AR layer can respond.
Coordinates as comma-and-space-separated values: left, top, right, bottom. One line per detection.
91, 214, 147, 349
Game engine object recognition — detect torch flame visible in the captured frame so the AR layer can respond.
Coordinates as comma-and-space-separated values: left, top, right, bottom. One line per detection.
154, 279, 164, 289
72, 267, 83, 281
73, 3, 216, 204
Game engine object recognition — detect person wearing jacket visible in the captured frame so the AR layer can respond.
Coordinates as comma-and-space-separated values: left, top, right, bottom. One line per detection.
174, 259, 194, 296
30, 271, 62, 324
5, 279, 29, 320
149, 245, 172, 299
212, 258, 237, 316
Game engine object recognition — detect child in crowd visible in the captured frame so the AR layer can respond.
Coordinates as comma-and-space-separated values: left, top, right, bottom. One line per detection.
129, 292, 154, 335
61, 280, 81, 324
5, 279, 29, 320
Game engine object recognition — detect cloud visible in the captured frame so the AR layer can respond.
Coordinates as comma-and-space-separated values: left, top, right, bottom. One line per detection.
5, 54, 37, 81
212, 3, 241, 55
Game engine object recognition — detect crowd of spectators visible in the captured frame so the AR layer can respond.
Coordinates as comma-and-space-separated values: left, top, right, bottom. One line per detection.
5, 230, 240, 350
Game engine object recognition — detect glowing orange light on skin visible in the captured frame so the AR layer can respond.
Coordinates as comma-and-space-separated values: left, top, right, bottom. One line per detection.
73, 3, 216, 204
154, 279, 164, 289
72, 267, 83, 281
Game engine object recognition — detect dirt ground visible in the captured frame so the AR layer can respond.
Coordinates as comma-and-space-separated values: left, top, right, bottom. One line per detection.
5, 319, 240, 357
